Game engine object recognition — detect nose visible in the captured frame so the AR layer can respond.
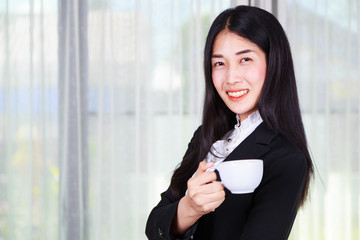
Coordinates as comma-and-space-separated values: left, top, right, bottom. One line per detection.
226, 65, 242, 84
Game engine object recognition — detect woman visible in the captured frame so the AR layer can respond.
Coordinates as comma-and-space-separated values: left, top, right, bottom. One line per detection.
146, 5, 313, 240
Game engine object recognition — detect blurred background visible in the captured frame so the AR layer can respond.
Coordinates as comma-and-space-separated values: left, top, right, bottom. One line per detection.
0, 0, 359, 239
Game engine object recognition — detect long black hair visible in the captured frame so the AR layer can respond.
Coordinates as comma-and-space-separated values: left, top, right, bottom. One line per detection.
170, 5, 313, 208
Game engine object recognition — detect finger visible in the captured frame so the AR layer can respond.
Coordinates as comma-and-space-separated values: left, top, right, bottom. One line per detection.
191, 161, 215, 183
205, 190, 226, 207
189, 171, 217, 187
197, 161, 217, 179
196, 161, 214, 175
198, 181, 224, 194
193, 190, 226, 213
188, 183, 224, 204
206, 198, 226, 212
187, 179, 222, 202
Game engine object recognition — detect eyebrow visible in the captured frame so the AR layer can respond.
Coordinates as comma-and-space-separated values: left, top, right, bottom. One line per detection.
212, 49, 254, 58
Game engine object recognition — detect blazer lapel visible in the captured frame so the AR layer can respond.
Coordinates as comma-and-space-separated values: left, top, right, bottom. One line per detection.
225, 122, 277, 161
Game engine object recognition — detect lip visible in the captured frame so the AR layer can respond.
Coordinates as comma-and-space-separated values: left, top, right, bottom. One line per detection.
226, 89, 249, 101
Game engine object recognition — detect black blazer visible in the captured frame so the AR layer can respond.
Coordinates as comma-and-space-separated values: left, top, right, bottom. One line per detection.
146, 123, 307, 240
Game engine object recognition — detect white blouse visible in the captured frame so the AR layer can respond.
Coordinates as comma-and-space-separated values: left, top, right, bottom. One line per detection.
205, 110, 263, 167
186, 111, 263, 195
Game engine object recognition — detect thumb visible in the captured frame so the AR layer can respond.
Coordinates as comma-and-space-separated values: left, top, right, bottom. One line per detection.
193, 161, 214, 177
199, 161, 214, 172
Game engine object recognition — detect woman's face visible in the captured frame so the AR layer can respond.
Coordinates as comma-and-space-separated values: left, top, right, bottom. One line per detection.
211, 30, 267, 121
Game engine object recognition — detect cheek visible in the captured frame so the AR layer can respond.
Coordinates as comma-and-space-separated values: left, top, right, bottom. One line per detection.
248, 66, 266, 89
212, 72, 223, 92
259, 67, 267, 84
258, 63, 267, 84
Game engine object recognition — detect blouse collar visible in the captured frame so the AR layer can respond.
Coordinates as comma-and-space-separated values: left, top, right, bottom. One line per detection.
235, 110, 263, 131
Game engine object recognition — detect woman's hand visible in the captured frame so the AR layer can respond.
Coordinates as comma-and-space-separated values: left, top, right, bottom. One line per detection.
186, 161, 225, 215
171, 161, 225, 235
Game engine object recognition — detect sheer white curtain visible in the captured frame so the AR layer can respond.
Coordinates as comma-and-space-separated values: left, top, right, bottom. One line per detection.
0, 0, 231, 239
86, 1, 231, 239
1, 0, 359, 240
285, 0, 360, 239
1, 0, 59, 239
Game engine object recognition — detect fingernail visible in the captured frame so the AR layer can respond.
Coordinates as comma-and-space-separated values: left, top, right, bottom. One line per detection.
206, 161, 214, 167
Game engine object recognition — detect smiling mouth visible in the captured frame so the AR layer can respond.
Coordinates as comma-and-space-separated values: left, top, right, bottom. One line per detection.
227, 89, 249, 98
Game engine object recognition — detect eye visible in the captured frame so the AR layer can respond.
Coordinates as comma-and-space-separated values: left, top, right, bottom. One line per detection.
213, 62, 224, 67
240, 57, 252, 63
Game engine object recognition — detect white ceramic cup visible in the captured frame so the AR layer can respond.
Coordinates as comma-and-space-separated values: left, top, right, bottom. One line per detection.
208, 159, 263, 194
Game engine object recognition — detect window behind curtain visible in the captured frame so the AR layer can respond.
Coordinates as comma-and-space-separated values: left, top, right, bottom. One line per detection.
0, 0, 230, 239
286, 0, 360, 239
1, 0, 359, 240
0, 0, 59, 239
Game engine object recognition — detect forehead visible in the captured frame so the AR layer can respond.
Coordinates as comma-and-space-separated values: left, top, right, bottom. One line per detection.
213, 30, 262, 52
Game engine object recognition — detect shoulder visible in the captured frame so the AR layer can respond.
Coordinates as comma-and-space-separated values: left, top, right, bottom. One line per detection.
256, 123, 307, 174
266, 136, 307, 184
271, 133, 305, 158
193, 125, 203, 137
185, 125, 203, 151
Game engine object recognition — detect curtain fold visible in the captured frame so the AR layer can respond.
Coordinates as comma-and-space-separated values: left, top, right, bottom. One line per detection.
58, 0, 88, 239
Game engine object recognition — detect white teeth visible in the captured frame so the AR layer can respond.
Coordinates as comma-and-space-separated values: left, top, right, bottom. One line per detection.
227, 90, 249, 97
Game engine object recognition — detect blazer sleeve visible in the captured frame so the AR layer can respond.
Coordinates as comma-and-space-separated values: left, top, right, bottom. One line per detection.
240, 150, 307, 240
145, 188, 198, 240
145, 127, 202, 240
